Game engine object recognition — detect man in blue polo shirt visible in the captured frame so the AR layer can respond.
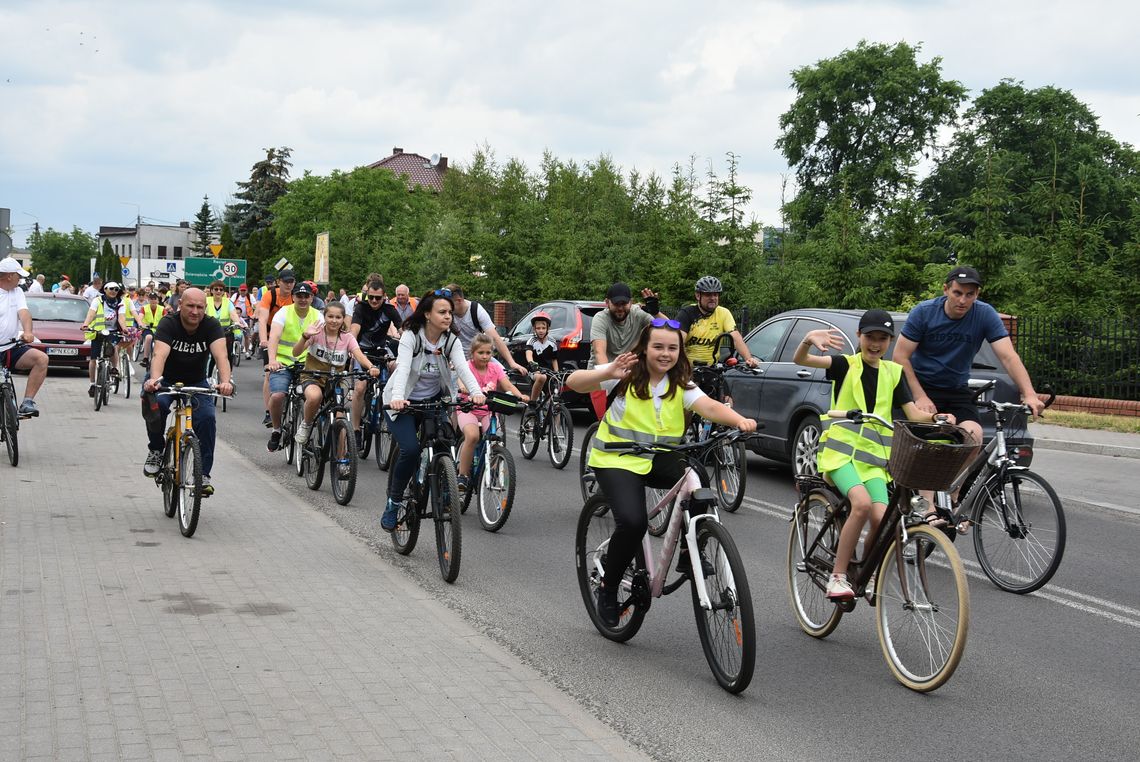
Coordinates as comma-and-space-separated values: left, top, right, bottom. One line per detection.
893, 265, 1045, 450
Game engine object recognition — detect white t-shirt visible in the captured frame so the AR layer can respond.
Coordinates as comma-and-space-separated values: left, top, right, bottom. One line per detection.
598, 363, 706, 422
99, 299, 127, 325
339, 294, 355, 317
83, 286, 100, 304
410, 336, 445, 399
0, 286, 28, 341
28, 281, 44, 293
271, 307, 320, 331
453, 302, 495, 358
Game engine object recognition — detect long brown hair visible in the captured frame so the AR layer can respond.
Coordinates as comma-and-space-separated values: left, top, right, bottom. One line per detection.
614, 324, 692, 401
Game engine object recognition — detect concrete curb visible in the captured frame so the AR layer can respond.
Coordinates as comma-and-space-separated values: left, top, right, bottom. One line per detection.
1032, 437, 1140, 460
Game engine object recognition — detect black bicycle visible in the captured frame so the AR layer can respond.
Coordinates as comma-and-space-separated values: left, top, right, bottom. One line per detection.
296, 369, 364, 505
356, 351, 395, 471
90, 329, 124, 411
268, 363, 305, 465
386, 399, 466, 583
688, 359, 760, 513
459, 392, 525, 532
0, 339, 28, 466
518, 368, 574, 469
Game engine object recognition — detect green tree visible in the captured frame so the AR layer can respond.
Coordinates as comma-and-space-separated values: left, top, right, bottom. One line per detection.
777, 40, 966, 228
190, 195, 220, 256
28, 227, 98, 285
224, 147, 293, 245
97, 238, 118, 284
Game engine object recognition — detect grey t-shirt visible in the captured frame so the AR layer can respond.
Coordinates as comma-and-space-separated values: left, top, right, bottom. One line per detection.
453, 302, 495, 359
588, 306, 652, 368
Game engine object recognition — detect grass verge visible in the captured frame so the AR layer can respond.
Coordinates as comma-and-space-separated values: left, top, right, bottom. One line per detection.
1039, 410, 1140, 434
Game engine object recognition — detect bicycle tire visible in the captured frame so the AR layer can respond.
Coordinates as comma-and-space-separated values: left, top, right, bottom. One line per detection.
161, 435, 177, 518
431, 454, 462, 583
2, 385, 19, 467
971, 469, 1066, 594
786, 491, 844, 638
646, 486, 675, 538
177, 433, 203, 538
579, 421, 600, 503
690, 520, 756, 693
713, 437, 747, 513
109, 356, 121, 396
93, 362, 106, 411
283, 397, 301, 465
304, 417, 328, 491
389, 445, 421, 554
575, 494, 648, 642
358, 415, 373, 459
875, 525, 969, 692
547, 405, 574, 469
119, 352, 131, 399
376, 413, 394, 471
478, 443, 516, 532
518, 408, 540, 460
329, 418, 358, 505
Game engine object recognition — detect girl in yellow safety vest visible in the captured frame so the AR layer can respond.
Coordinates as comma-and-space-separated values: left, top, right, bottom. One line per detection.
566, 319, 757, 627
793, 309, 955, 601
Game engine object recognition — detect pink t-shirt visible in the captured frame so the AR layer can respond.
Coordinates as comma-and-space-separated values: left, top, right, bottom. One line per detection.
462, 360, 506, 418
304, 327, 360, 372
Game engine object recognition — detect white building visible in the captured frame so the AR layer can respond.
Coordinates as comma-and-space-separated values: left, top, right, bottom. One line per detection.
97, 222, 198, 288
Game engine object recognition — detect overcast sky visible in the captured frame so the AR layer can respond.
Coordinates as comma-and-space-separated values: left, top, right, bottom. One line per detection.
2, 0, 1138, 248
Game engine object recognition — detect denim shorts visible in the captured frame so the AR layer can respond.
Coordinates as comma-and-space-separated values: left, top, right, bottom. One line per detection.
268, 368, 296, 395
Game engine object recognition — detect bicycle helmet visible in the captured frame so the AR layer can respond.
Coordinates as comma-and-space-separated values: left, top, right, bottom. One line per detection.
530, 311, 552, 325
695, 275, 722, 294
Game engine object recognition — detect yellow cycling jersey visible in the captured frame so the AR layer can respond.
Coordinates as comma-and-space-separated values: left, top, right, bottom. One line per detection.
680, 305, 736, 365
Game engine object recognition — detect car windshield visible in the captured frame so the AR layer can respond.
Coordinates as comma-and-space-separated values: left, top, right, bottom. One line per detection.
26, 297, 88, 323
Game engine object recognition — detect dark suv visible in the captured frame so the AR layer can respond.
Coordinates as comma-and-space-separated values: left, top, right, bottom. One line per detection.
504, 300, 605, 401
722, 308, 1035, 475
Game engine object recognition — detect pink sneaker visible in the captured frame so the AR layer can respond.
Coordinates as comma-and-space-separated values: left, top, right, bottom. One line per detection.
826, 575, 855, 600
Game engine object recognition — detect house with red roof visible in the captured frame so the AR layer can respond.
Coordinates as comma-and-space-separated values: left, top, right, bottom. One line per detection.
368, 147, 449, 192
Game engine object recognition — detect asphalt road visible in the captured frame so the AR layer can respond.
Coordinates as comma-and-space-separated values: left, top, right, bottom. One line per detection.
217, 358, 1140, 762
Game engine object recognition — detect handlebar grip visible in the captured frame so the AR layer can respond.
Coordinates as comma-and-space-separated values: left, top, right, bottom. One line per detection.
1041, 385, 1057, 409
602, 441, 636, 451
825, 409, 859, 420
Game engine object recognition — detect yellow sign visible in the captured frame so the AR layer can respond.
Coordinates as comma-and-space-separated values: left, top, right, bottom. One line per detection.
314, 232, 330, 284
119, 256, 130, 266
209, 244, 224, 257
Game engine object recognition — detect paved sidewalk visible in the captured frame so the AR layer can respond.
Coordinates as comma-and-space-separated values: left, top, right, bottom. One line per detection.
1030, 421, 1140, 459
1, 377, 647, 761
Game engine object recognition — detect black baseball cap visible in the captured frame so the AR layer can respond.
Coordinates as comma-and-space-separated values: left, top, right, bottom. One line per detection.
606, 282, 632, 304
291, 281, 314, 296
278, 269, 296, 282
858, 309, 897, 337
945, 266, 982, 287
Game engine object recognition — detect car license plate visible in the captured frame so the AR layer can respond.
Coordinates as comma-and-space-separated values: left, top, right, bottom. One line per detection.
47, 347, 79, 356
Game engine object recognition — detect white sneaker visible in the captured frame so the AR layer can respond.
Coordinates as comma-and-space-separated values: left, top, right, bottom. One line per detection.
826, 574, 855, 600
143, 450, 163, 477
294, 421, 312, 445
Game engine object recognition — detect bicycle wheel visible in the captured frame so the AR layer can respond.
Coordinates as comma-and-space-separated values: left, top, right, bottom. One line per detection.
177, 433, 203, 538
646, 486, 675, 538
713, 437, 747, 513
478, 443, 516, 532
109, 357, 121, 396
358, 416, 373, 459
972, 469, 1066, 594
786, 491, 844, 638
518, 408, 540, 460
575, 494, 648, 642
304, 417, 327, 491
329, 418, 358, 505
119, 352, 131, 399
431, 454, 462, 583
283, 397, 301, 465
579, 422, 600, 502
161, 437, 177, 518
2, 385, 19, 467
690, 520, 756, 693
375, 413, 394, 471
94, 362, 106, 411
389, 447, 421, 555
547, 405, 574, 469
876, 525, 969, 692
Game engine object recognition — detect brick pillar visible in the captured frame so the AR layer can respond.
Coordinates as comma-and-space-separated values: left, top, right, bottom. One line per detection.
1000, 313, 1019, 348
494, 300, 511, 329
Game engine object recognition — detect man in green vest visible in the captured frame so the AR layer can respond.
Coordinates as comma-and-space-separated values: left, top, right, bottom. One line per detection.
794, 309, 955, 600
265, 281, 321, 452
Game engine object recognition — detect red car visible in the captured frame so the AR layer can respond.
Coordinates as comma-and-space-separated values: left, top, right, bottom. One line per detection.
25, 292, 93, 369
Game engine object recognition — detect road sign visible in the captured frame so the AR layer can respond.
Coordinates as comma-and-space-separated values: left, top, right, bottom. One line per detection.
119, 256, 130, 266
184, 257, 247, 287
122, 267, 130, 276
209, 244, 224, 257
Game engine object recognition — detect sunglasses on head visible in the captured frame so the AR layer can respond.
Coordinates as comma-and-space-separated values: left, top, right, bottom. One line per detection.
433, 288, 452, 297
650, 318, 682, 330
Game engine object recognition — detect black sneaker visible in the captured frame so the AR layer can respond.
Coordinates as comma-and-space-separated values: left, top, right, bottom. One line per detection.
267, 430, 282, 452
262, 410, 272, 427
354, 429, 364, 452
595, 585, 619, 627
677, 549, 716, 578
88, 384, 97, 398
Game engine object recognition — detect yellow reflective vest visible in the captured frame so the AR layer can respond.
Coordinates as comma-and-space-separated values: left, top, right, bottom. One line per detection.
85, 297, 132, 339
588, 382, 686, 475
275, 305, 321, 365
205, 297, 233, 328
141, 303, 165, 329
816, 355, 901, 483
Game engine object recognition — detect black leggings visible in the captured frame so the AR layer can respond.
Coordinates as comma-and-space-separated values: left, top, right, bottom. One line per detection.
593, 453, 685, 590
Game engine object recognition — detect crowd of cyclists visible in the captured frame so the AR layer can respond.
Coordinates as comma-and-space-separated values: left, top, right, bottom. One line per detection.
2, 254, 1050, 689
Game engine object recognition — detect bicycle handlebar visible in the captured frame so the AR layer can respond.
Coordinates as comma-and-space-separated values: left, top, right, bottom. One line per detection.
601, 427, 760, 455
0, 338, 29, 352
153, 384, 231, 399
969, 379, 1056, 414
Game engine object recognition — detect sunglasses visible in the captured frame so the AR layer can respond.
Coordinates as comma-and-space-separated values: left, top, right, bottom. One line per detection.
433, 288, 452, 297
650, 318, 682, 330
366, 295, 385, 302
294, 293, 312, 298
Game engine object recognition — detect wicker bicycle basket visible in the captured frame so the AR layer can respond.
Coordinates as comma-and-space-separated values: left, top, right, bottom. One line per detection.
888, 421, 981, 491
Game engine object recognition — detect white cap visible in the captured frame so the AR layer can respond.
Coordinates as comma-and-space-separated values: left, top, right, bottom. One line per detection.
0, 257, 30, 277
103, 281, 122, 290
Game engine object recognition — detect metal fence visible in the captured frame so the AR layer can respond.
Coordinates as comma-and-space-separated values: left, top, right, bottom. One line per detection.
1011, 316, 1140, 402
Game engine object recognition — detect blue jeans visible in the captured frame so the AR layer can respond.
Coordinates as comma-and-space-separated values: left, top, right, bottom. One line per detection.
145, 377, 217, 476
385, 398, 445, 500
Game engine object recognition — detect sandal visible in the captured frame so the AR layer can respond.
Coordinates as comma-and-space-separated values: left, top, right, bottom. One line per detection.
921, 510, 950, 529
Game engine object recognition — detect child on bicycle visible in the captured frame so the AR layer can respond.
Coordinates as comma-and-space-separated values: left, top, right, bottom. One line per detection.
455, 333, 529, 493
793, 309, 955, 600
567, 318, 757, 626
524, 311, 558, 403
292, 302, 381, 446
